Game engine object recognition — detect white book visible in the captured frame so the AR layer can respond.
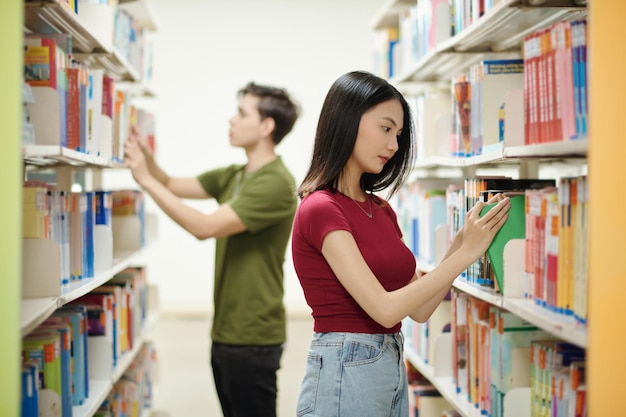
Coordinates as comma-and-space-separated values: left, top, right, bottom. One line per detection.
87, 69, 104, 156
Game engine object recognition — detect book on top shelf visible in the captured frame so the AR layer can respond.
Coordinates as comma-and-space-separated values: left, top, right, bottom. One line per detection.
24, 34, 71, 148
477, 59, 524, 154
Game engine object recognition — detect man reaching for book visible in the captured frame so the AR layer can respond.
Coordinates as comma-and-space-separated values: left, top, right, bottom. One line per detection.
124, 82, 300, 417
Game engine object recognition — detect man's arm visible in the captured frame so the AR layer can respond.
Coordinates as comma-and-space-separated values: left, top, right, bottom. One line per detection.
130, 126, 210, 199
125, 135, 246, 239
139, 176, 246, 239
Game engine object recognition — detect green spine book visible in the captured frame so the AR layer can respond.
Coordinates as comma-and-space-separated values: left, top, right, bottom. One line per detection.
480, 194, 526, 292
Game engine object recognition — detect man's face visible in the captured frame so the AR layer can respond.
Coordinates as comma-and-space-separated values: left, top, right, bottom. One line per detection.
228, 94, 265, 148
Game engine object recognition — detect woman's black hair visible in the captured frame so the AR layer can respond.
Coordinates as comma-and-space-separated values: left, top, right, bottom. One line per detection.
298, 70, 415, 199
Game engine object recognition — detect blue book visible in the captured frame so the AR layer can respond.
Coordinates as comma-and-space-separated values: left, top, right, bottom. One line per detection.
94, 191, 112, 226
21, 363, 39, 417
54, 306, 88, 405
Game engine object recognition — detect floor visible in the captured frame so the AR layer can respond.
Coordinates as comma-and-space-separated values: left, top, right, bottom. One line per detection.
147, 313, 314, 417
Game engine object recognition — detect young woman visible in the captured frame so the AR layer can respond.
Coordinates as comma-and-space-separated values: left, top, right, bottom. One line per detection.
291, 70, 510, 417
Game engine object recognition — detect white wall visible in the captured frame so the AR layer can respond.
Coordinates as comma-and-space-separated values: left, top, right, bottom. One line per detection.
112, 0, 385, 315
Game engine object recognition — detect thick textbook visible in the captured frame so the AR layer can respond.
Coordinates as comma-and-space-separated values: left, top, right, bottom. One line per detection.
480, 194, 526, 292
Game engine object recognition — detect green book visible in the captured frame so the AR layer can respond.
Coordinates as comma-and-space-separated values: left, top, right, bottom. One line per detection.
480, 194, 526, 292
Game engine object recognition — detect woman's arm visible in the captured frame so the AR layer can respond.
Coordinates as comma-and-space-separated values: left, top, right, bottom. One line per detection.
407, 224, 464, 322
322, 197, 510, 328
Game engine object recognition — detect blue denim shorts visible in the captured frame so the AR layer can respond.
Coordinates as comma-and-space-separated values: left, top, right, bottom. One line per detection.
296, 332, 408, 417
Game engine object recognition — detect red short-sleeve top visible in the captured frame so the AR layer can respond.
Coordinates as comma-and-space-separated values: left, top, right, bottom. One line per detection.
291, 189, 416, 333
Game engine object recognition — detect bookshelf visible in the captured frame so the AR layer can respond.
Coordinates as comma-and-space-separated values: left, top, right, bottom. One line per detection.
1, 1, 25, 416
14, 1, 160, 416
370, 0, 625, 416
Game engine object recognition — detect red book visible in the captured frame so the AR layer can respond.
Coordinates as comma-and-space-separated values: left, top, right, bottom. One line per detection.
102, 75, 115, 119
66, 67, 80, 150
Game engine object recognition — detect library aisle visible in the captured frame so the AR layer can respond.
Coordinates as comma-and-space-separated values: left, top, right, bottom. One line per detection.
150, 313, 313, 416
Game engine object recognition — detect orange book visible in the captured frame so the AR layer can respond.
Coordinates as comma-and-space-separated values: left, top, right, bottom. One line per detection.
23, 38, 57, 88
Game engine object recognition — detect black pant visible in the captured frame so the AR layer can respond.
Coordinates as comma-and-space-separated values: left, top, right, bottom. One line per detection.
210, 342, 283, 417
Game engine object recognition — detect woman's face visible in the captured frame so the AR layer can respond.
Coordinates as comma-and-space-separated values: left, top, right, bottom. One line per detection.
349, 99, 403, 175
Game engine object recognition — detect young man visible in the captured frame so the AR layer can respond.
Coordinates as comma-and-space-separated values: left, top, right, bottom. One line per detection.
124, 82, 300, 417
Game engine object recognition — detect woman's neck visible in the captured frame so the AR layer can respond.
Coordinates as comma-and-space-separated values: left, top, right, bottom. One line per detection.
337, 175, 366, 201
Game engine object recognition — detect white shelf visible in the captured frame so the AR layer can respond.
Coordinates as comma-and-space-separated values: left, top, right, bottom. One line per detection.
389, 0, 587, 82
453, 279, 503, 307
404, 346, 481, 417
24, 1, 113, 54
502, 297, 587, 347
59, 250, 145, 304
24, 0, 146, 82
504, 139, 588, 158
73, 48, 142, 82
116, 80, 158, 98
119, 0, 160, 31
413, 139, 588, 170
20, 297, 58, 336
72, 380, 112, 417
22, 144, 112, 167
370, 0, 415, 30
21, 249, 146, 335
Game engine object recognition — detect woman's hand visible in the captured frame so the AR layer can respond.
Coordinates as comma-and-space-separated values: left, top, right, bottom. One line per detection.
459, 197, 510, 262
449, 193, 506, 252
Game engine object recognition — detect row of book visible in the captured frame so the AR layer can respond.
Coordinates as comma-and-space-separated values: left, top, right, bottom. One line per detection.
114, 2, 156, 83
404, 17, 588, 161
373, 0, 515, 79
448, 177, 558, 291
452, 293, 586, 417
38, 0, 155, 84
396, 175, 589, 324
21, 267, 151, 417
406, 362, 461, 417
396, 178, 454, 266
403, 292, 587, 417
22, 185, 146, 289
525, 176, 588, 324
523, 20, 588, 146
94, 342, 157, 417
450, 59, 525, 157
23, 33, 156, 163
405, 292, 452, 368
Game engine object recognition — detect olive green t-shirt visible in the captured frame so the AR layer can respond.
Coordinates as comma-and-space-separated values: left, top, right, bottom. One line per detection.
197, 157, 297, 345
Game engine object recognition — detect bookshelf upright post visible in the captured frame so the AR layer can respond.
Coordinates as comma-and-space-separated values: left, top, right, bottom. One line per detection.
0, 1, 24, 416
587, 0, 626, 414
